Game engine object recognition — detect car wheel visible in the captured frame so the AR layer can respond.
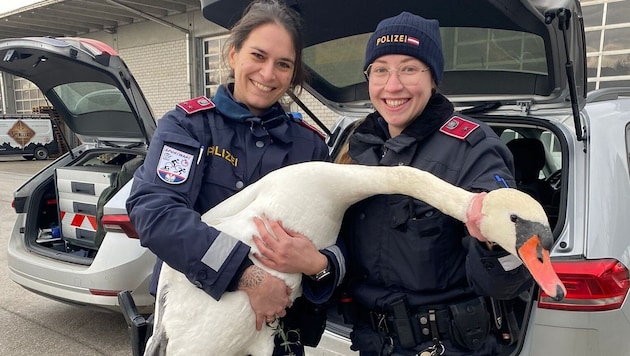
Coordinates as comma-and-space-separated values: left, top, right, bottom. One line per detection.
33, 146, 49, 160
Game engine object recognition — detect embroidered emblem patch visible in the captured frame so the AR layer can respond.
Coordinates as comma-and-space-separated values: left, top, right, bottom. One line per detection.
439, 116, 480, 140
176, 96, 216, 115
156, 145, 193, 184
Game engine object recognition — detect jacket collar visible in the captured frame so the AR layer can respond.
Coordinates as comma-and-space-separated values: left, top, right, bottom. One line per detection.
355, 93, 454, 140
349, 93, 455, 162
213, 84, 292, 143
212, 84, 286, 121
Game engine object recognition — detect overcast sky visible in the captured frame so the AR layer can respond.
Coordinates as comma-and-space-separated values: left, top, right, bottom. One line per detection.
0, 0, 42, 14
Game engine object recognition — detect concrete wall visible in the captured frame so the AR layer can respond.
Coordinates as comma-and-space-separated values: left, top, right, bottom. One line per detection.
83, 11, 225, 119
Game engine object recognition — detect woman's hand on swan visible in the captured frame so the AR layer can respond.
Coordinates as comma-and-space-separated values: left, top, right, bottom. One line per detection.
238, 264, 291, 330
252, 216, 328, 275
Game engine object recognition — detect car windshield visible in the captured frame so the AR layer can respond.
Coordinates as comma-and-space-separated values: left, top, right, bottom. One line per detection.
303, 27, 547, 89
52, 82, 132, 115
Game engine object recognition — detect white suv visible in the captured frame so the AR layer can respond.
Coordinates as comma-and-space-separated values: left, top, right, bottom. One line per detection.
2, 37, 157, 313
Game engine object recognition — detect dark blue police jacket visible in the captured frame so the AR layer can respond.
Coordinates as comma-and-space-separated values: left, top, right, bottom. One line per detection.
342, 93, 533, 309
126, 84, 333, 301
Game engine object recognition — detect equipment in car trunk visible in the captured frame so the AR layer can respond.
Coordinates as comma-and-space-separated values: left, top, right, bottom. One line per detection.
55, 165, 120, 249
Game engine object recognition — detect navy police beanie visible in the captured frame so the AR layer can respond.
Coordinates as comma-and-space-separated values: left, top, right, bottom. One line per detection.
364, 12, 444, 84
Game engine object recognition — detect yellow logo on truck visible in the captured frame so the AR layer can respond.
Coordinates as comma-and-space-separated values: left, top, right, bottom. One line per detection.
7, 120, 36, 147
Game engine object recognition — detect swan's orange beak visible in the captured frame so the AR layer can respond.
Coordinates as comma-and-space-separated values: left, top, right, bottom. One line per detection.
518, 236, 567, 301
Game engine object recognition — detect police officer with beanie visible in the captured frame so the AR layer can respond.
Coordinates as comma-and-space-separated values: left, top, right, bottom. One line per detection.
335, 12, 534, 356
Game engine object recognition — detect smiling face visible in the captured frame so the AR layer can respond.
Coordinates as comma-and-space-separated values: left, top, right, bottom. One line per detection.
367, 54, 435, 137
228, 22, 296, 116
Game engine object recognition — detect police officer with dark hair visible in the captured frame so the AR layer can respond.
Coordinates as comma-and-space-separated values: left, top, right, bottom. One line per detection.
126, 1, 342, 354
335, 12, 533, 356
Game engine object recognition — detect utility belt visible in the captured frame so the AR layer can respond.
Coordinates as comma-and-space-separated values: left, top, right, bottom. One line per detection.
357, 296, 491, 352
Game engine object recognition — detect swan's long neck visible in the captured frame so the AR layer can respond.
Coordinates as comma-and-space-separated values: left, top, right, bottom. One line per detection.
328, 164, 475, 222
206, 162, 477, 236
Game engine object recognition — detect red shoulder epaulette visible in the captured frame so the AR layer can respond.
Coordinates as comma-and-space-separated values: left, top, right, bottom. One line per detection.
439, 116, 479, 140
298, 120, 326, 141
176, 96, 215, 115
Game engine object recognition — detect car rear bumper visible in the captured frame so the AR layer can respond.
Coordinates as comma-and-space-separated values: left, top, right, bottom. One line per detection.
8, 225, 155, 313
521, 303, 630, 355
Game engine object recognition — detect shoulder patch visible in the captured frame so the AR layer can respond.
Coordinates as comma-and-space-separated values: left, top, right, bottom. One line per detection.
176, 96, 215, 115
439, 116, 480, 140
156, 145, 193, 184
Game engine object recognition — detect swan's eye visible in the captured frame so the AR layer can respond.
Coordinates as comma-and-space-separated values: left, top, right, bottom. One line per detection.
510, 214, 518, 222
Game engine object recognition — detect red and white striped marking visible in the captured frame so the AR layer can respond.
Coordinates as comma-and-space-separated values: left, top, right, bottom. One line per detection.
60, 211, 97, 231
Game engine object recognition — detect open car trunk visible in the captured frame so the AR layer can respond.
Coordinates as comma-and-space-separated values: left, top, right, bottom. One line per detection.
1, 37, 156, 266
19, 149, 144, 265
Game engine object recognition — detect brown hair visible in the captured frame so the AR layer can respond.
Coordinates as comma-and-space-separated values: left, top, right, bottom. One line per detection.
335, 142, 353, 164
224, 0, 306, 92
334, 118, 364, 165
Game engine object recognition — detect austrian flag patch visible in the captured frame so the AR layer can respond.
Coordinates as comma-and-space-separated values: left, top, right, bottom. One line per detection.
157, 145, 193, 184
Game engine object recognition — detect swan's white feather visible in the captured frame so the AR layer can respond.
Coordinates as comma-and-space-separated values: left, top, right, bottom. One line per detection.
146, 161, 552, 355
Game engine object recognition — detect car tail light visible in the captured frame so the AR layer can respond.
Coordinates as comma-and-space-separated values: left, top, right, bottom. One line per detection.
101, 214, 139, 239
538, 259, 630, 311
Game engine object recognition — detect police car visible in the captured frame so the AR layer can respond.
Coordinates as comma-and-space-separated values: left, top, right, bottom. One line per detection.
2, 37, 159, 313
3, 0, 630, 355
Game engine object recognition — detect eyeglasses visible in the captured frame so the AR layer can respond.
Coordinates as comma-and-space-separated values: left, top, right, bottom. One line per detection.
363, 64, 431, 86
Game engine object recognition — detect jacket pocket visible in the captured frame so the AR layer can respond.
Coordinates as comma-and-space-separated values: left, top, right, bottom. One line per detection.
384, 197, 465, 291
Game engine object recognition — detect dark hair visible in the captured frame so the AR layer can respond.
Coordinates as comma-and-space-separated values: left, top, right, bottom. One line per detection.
224, 0, 305, 91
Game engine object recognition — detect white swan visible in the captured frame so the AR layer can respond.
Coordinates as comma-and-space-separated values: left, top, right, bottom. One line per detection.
146, 161, 566, 356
